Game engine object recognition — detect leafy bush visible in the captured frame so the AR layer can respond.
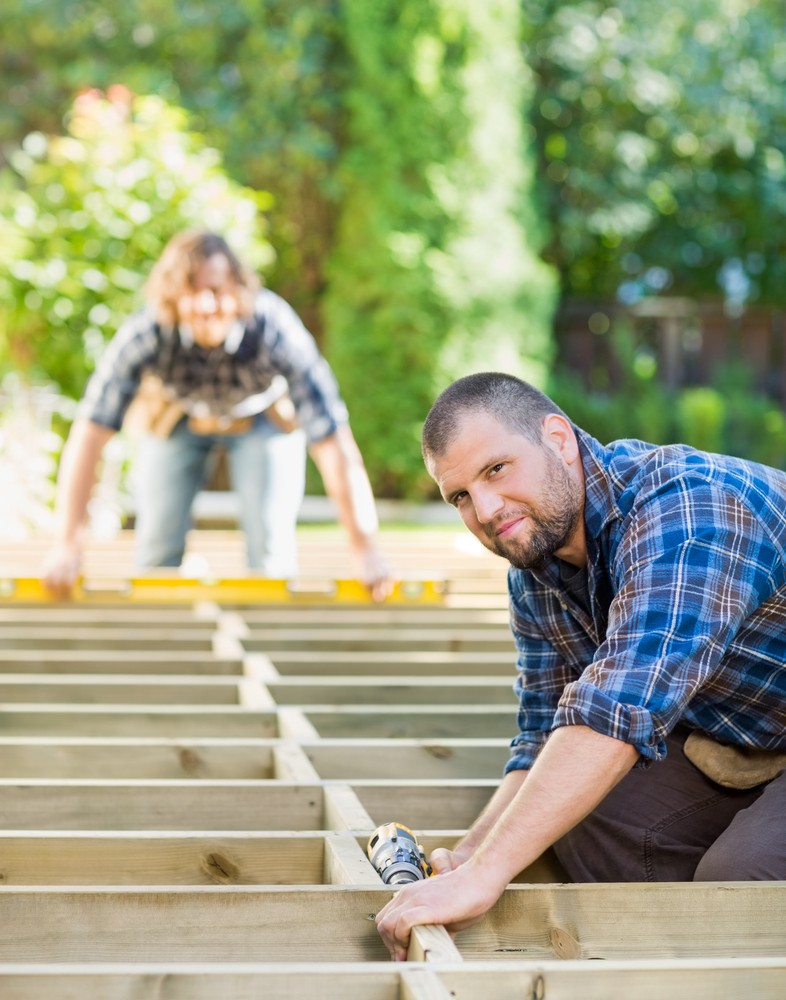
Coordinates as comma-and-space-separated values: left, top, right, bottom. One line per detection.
0, 87, 273, 399
524, 0, 786, 308
549, 321, 786, 469
324, 0, 556, 497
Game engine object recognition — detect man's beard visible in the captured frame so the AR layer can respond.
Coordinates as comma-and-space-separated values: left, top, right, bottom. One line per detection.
483, 451, 583, 571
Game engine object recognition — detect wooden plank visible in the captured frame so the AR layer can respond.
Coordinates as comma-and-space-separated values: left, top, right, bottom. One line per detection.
323, 785, 376, 831
302, 707, 513, 740
302, 740, 509, 781
265, 677, 513, 706
0, 887, 394, 962
401, 966, 456, 1000
240, 608, 510, 627
244, 628, 515, 654
0, 780, 325, 831
0, 608, 216, 627
324, 832, 378, 885
0, 650, 242, 675
0, 675, 242, 705
438, 959, 786, 1000
0, 965, 403, 1000
456, 883, 786, 960
0, 884, 783, 963
349, 782, 495, 831
0, 832, 327, 884
264, 651, 513, 677
0, 627, 215, 651
408, 925, 463, 964
0, 738, 275, 779
1, 960, 785, 1000
273, 743, 322, 781
0, 707, 276, 737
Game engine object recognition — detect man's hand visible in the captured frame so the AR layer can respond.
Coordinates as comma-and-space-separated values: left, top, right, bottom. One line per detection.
41, 541, 83, 597
375, 860, 506, 961
427, 846, 467, 875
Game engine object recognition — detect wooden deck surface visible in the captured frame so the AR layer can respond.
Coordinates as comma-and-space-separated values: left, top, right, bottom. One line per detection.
0, 528, 784, 998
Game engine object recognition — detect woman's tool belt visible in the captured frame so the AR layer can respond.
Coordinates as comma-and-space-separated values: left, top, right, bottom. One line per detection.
187, 413, 252, 436
124, 373, 185, 438
126, 373, 299, 438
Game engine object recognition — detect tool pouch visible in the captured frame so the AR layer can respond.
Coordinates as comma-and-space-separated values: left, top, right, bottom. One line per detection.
187, 413, 253, 436
684, 731, 786, 789
262, 392, 299, 434
124, 372, 185, 438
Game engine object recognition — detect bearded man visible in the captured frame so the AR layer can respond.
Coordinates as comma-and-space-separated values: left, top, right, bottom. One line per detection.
377, 370, 786, 961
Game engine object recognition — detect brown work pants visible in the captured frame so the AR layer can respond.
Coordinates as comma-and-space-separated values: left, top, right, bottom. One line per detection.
553, 728, 786, 881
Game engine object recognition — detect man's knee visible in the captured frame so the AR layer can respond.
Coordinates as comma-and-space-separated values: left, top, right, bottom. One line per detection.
693, 838, 784, 881
693, 786, 786, 882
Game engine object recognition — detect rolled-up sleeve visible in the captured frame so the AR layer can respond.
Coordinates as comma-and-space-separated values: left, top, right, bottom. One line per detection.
77, 313, 159, 430
257, 290, 348, 444
554, 477, 783, 762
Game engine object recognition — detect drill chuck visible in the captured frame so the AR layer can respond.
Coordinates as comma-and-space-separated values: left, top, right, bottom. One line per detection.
367, 822, 432, 885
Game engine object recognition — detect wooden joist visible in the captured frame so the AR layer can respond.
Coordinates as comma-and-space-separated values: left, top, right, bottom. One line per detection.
0, 884, 784, 962
0, 529, 784, 998
0, 960, 783, 1000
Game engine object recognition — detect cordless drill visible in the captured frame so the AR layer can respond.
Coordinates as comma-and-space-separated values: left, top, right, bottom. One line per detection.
367, 822, 433, 885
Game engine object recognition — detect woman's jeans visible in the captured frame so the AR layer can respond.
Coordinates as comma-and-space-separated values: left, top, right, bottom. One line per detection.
553, 727, 786, 881
131, 415, 306, 576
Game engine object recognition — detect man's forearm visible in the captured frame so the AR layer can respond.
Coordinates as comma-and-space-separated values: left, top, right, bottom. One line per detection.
375, 725, 639, 959
452, 769, 528, 859
469, 725, 639, 887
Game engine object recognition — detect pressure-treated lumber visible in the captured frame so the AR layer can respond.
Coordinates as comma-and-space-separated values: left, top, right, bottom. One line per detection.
0, 780, 326, 830
0, 832, 331, 885
1, 529, 784, 998
0, 675, 244, 704
258, 650, 514, 676
0, 736, 508, 780
244, 627, 515, 653
455, 882, 786, 960
1, 959, 784, 1000
0, 738, 276, 779
0, 884, 784, 963
0, 706, 277, 737
300, 739, 509, 780
0, 650, 242, 674
0, 626, 215, 650
300, 706, 514, 739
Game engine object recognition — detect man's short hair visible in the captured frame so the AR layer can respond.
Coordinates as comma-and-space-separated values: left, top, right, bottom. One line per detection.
422, 372, 568, 463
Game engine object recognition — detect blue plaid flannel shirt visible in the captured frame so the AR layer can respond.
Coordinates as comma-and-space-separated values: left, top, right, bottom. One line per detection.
505, 429, 786, 774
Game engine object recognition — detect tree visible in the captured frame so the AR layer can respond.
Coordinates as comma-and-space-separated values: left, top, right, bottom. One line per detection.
324, 0, 556, 496
0, 88, 272, 398
524, 0, 786, 307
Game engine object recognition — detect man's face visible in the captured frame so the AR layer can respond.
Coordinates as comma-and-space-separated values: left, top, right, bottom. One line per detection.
177, 254, 240, 348
430, 411, 585, 570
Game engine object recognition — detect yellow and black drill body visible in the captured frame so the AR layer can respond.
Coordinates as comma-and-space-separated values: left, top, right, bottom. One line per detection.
367, 822, 433, 885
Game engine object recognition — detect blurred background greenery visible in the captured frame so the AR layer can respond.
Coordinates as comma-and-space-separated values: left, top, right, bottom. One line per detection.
1, 0, 785, 522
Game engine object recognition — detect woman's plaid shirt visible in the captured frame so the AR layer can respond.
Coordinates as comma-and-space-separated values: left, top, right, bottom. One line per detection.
505, 429, 786, 773
77, 288, 348, 443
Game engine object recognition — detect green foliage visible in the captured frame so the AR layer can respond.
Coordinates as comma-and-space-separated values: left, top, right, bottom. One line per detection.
549, 323, 786, 469
0, 1, 556, 499
0, 89, 272, 398
0, 0, 342, 330
525, 0, 786, 307
324, 0, 556, 497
